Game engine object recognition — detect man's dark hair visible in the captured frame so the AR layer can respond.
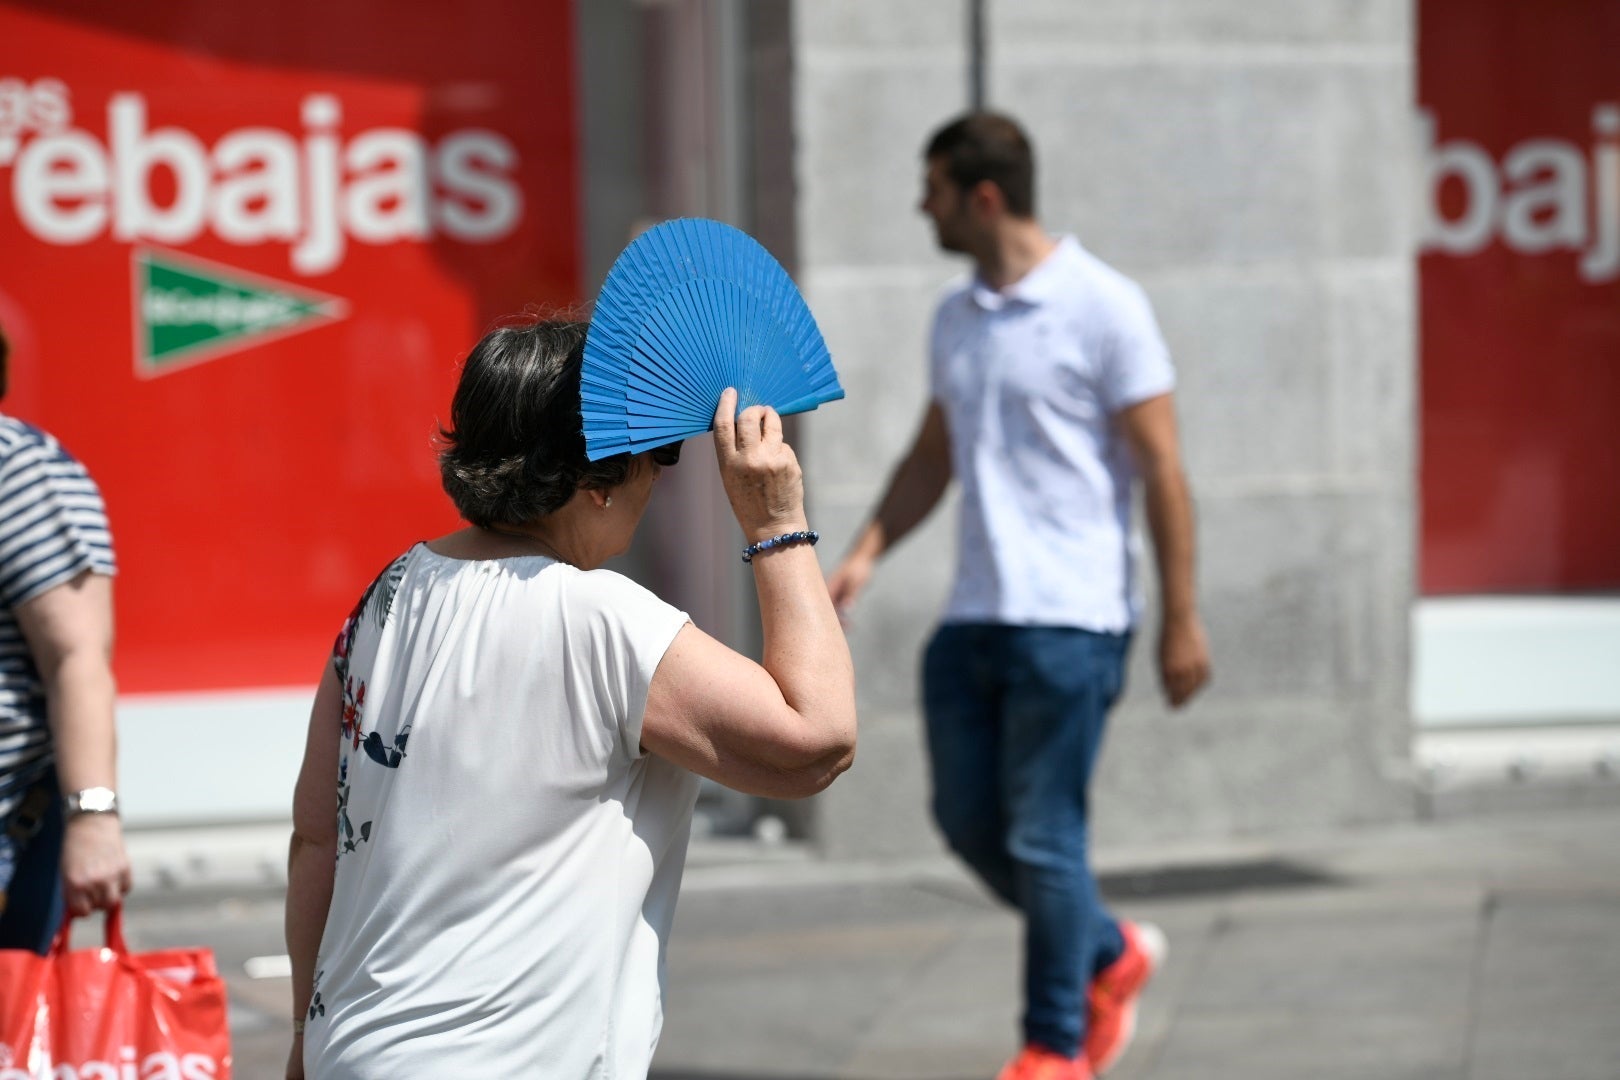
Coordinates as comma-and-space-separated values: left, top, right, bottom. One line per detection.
438, 318, 630, 528
924, 111, 1036, 218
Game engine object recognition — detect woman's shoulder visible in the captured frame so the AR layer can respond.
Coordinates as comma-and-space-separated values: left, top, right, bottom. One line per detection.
561, 565, 664, 608
555, 566, 683, 630
345, 547, 416, 617
332, 547, 418, 679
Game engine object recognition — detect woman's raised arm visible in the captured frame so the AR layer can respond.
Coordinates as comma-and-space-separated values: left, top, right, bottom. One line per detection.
641, 390, 856, 798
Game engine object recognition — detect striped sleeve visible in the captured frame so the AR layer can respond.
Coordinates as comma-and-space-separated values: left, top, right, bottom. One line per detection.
0, 424, 117, 609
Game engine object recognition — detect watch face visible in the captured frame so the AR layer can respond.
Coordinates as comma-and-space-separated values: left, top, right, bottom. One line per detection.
74, 788, 118, 813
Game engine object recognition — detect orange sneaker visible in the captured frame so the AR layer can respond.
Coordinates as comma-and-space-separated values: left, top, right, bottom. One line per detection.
1083, 920, 1167, 1075
996, 1044, 1093, 1080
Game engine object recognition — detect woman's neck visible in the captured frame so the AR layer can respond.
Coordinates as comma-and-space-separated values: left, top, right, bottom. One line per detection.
481, 522, 571, 563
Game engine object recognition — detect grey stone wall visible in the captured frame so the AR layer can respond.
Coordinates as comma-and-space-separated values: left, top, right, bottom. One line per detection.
793, 0, 1418, 857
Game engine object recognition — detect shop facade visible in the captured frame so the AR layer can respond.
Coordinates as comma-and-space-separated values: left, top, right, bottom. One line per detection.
2, 0, 1613, 848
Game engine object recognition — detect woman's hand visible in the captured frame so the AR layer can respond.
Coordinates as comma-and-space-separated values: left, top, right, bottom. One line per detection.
712, 389, 806, 541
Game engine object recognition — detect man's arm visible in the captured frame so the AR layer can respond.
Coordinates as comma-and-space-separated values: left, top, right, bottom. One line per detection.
1117, 393, 1211, 707
826, 401, 953, 617
14, 570, 132, 914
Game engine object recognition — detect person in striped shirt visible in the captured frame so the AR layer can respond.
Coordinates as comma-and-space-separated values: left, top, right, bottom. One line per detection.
0, 324, 131, 952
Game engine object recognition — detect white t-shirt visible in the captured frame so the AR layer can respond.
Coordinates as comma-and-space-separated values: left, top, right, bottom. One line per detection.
929, 236, 1176, 631
305, 543, 695, 1079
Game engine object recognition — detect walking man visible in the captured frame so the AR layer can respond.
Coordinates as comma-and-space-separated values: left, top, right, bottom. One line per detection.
828, 113, 1211, 1080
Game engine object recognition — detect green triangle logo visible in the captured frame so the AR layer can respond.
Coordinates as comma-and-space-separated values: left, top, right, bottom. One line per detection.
132, 248, 348, 377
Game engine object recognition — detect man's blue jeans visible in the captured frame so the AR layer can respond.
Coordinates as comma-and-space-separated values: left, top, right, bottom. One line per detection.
923, 623, 1131, 1057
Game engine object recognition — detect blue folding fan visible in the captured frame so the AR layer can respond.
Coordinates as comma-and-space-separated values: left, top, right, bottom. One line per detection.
581, 218, 843, 460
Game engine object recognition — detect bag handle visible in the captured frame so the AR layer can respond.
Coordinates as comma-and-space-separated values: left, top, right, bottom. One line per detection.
47, 916, 74, 956
51, 904, 130, 956
104, 903, 129, 954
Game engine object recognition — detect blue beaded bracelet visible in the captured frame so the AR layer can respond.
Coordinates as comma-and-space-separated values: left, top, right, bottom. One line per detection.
742, 529, 820, 563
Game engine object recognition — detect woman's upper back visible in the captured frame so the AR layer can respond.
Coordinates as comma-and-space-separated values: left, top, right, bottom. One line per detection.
309, 543, 696, 1076
338, 545, 679, 779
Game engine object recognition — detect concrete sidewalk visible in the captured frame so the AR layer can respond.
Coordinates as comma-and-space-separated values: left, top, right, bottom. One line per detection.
122, 804, 1620, 1079
649, 805, 1620, 1080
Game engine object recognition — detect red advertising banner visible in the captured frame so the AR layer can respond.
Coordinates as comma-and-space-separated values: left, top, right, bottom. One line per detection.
1419, 0, 1620, 594
0, 2, 580, 691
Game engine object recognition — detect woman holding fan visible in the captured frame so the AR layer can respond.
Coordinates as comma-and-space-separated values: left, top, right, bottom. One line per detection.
283, 314, 855, 1078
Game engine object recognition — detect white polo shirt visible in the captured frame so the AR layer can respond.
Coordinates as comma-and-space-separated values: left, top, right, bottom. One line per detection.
929, 236, 1175, 632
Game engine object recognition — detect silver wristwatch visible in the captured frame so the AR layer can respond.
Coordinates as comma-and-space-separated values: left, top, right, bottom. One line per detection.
63, 786, 119, 817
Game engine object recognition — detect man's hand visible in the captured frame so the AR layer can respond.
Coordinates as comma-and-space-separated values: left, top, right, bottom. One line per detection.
826, 553, 877, 624
825, 402, 953, 627
286, 1034, 305, 1079
1159, 613, 1211, 708
60, 812, 132, 916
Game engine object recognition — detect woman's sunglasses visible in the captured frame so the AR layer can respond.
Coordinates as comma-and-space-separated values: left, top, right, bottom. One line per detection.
650, 442, 682, 467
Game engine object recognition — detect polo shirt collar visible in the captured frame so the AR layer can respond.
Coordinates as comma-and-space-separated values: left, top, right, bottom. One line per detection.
968, 234, 1078, 311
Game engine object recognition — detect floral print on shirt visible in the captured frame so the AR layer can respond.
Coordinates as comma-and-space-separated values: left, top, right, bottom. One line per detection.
331, 551, 412, 860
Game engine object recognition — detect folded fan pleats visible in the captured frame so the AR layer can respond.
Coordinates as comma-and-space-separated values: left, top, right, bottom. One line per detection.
582, 218, 844, 461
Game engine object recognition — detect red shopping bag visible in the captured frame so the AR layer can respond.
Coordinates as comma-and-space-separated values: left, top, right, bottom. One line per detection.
0, 907, 231, 1078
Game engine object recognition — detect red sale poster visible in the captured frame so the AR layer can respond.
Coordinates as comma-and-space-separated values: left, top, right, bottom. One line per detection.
1419, 0, 1620, 595
0, 1, 580, 691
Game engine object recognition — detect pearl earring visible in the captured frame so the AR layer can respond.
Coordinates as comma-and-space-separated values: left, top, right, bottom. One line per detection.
605, 496, 613, 508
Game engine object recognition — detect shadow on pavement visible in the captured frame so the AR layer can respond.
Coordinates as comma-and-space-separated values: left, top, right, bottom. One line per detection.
1099, 856, 1344, 899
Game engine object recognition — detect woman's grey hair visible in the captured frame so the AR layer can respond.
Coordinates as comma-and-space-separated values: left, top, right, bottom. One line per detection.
438, 318, 630, 528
